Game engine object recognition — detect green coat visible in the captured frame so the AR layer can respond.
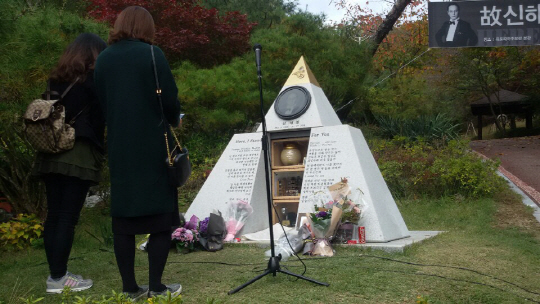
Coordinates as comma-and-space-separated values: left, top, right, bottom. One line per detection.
94, 39, 181, 218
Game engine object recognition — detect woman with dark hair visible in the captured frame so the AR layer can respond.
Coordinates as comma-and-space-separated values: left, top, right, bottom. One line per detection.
33, 33, 107, 293
94, 6, 182, 300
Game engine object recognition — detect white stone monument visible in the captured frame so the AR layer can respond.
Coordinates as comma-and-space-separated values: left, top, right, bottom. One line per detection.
186, 57, 410, 242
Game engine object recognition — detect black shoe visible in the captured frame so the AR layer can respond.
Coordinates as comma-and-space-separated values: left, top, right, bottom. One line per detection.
148, 284, 182, 298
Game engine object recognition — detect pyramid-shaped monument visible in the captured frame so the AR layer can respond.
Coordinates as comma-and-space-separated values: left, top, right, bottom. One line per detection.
258, 56, 341, 132
186, 57, 410, 242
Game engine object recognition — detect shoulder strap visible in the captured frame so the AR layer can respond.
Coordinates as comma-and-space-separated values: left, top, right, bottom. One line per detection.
151, 46, 162, 96
68, 104, 90, 125
44, 80, 52, 100
59, 77, 80, 100
43, 77, 80, 101
150, 45, 165, 126
60, 76, 86, 125
151, 45, 183, 155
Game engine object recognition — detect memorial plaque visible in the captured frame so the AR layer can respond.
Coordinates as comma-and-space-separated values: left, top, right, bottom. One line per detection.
298, 128, 345, 214
186, 132, 266, 230
221, 135, 262, 204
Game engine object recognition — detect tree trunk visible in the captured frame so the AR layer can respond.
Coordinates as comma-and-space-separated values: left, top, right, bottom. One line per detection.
485, 94, 506, 135
368, 0, 413, 56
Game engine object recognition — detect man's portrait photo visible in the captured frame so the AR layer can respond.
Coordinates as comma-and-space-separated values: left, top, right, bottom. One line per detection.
274, 86, 311, 120
435, 3, 478, 47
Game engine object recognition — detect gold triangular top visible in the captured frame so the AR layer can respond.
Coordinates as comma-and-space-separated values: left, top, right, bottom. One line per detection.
283, 56, 320, 88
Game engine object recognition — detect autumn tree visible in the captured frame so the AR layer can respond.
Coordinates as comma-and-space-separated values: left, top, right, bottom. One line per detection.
335, 1, 540, 127
330, 0, 455, 124
202, 0, 296, 29
335, 0, 426, 56
447, 46, 540, 133
87, 0, 256, 67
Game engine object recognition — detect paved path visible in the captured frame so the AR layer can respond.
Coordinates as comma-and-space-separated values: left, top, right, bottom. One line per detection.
469, 135, 540, 206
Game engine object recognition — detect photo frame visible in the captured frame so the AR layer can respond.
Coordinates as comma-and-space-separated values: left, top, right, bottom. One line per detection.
274, 86, 311, 120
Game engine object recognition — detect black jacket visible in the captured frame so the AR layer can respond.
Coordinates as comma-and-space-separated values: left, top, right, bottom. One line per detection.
435, 19, 478, 47
45, 72, 105, 151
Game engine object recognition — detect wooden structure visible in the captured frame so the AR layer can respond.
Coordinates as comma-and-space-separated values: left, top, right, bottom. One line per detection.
470, 90, 533, 140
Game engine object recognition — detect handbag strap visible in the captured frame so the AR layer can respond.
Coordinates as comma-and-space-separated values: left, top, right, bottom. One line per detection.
150, 45, 183, 165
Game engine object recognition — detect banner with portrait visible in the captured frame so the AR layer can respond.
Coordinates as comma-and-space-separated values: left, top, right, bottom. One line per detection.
429, 0, 540, 48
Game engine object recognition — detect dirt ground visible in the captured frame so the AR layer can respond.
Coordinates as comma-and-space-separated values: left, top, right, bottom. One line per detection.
469, 135, 540, 206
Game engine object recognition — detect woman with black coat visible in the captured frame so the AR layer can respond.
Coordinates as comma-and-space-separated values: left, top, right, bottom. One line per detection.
94, 6, 182, 300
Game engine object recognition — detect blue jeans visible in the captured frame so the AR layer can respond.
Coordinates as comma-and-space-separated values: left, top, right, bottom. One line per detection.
43, 174, 91, 279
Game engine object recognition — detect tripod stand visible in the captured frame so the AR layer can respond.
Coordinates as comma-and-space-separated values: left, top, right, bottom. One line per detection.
228, 44, 329, 295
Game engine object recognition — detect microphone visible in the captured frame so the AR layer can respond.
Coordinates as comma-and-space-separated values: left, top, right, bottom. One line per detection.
253, 44, 262, 75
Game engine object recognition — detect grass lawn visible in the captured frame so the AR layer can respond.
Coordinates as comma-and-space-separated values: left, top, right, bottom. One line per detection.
1, 187, 540, 303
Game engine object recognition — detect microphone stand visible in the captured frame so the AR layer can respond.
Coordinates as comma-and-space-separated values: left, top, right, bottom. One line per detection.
228, 44, 329, 295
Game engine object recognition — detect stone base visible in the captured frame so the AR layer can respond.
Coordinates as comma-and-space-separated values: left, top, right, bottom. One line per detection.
334, 231, 444, 253
237, 230, 443, 253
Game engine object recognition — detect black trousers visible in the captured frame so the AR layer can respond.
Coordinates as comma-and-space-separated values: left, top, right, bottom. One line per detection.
43, 174, 91, 279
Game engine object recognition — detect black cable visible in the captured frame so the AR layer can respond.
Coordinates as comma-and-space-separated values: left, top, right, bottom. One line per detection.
285, 254, 540, 302
358, 253, 540, 297
269, 202, 308, 277
169, 255, 540, 302
383, 268, 540, 304
168, 261, 260, 267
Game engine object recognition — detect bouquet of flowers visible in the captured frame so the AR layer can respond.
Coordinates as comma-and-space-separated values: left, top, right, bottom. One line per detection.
333, 184, 368, 243
340, 189, 365, 224
199, 210, 227, 251
305, 185, 346, 256
199, 216, 210, 235
224, 199, 253, 242
184, 214, 199, 230
306, 178, 368, 256
309, 207, 333, 239
306, 207, 338, 256
171, 215, 199, 253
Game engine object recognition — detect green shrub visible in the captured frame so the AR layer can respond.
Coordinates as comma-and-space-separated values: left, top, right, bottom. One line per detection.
174, 60, 260, 136
372, 138, 504, 198
0, 121, 46, 215
0, 213, 43, 250
429, 141, 504, 197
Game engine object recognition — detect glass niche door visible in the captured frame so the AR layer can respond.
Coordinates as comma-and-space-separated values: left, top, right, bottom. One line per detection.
270, 137, 309, 226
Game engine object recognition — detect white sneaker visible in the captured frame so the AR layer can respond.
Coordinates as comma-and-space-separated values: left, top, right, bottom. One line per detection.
46, 272, 93, 293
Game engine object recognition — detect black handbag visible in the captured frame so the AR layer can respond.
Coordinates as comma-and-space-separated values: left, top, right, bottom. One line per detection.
151, 45, 192, 187
165, 128, 191, 187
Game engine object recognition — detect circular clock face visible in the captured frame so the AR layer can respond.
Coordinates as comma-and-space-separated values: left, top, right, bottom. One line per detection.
274, 86, 311, 120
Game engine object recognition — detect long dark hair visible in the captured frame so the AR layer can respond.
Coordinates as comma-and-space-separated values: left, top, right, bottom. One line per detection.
50, 33, 107, 82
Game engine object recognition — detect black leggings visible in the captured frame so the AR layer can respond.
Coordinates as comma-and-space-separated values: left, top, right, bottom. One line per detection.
114, 230, 171, 292
43, 174, 91, 279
